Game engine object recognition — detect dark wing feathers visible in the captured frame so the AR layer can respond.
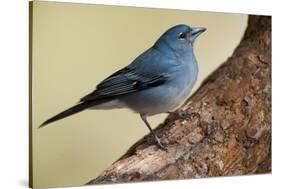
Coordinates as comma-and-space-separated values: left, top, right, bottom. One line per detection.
80, 67, 167, 102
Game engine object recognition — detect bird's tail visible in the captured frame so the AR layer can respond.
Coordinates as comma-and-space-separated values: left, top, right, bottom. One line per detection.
39, 101, 97, 128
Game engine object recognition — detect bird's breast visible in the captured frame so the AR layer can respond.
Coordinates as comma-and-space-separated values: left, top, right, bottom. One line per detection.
168, 64, 198, 108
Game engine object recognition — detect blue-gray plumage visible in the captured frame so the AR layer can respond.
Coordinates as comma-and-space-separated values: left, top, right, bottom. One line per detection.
40, 24, 206, 149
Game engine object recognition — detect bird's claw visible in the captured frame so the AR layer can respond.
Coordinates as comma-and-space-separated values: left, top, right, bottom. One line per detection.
154, 136, 168, 151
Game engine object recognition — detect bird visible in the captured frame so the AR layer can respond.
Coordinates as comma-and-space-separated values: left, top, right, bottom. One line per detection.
39, 24, 206, 150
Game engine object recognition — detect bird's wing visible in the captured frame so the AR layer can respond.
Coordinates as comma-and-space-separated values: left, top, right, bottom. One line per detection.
80, 66, 168, 102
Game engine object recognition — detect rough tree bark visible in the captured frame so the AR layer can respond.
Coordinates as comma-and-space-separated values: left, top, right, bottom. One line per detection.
87, 15, 271, 185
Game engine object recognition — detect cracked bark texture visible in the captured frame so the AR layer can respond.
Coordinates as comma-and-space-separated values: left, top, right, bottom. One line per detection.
87, 15, 271, 185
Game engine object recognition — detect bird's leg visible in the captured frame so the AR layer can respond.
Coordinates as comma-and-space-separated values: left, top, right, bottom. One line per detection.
140, 114, 166, 150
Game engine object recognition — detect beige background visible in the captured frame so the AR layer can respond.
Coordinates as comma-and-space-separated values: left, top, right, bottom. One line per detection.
31, 1, 247, 188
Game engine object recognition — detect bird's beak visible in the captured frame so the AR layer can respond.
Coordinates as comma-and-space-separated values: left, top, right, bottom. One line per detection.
191, 27, 206, 39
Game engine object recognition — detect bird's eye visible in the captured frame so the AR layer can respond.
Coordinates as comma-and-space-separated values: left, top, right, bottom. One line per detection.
178, 32, 186, 40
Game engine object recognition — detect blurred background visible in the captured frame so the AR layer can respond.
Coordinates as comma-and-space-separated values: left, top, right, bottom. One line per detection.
31, 1, 247, 188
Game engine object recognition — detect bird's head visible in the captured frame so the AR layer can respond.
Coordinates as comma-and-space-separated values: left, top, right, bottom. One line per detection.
154, 24, 206, 55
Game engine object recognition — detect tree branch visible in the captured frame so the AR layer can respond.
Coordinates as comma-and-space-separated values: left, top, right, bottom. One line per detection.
87, 15, 271, 185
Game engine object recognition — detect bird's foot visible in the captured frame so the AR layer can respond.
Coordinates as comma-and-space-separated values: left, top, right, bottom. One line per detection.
146, 135, 168, 151
154, 136, 168, 151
